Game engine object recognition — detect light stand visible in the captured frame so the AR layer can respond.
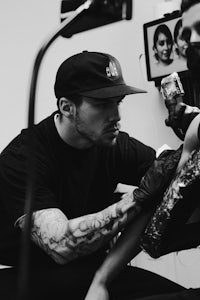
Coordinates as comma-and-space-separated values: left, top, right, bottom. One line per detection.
17, 1, 93, 299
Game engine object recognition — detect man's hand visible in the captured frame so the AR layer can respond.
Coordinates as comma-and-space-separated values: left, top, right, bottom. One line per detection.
165, 102, 200, 140
115, 192, 135, 215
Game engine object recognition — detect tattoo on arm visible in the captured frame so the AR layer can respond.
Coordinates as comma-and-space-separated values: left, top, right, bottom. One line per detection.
17, 195, 140, 265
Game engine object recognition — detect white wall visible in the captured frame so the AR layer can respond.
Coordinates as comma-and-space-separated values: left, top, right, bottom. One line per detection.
0, 0, 182, 152
1, 0, 200, 290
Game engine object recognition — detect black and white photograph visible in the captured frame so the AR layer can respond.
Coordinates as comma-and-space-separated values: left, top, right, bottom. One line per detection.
144, 14, 188, 81
0, 1, 200, 300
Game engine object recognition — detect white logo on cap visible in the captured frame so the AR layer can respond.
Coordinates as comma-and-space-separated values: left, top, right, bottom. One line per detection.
106, 61, 118, 78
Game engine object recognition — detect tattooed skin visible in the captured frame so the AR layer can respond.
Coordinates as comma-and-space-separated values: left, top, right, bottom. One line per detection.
17, 193, 139, 265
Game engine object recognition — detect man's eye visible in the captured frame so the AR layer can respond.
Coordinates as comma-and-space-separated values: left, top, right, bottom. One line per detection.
98, 102, 108, 108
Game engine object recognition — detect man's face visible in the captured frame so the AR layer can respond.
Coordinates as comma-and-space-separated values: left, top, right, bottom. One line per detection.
74, 96, 123, 147
182, 3, 200, 43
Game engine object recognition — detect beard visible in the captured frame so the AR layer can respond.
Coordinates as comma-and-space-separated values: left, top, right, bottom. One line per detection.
186, 43, 200, 83
74, 112, 118, 147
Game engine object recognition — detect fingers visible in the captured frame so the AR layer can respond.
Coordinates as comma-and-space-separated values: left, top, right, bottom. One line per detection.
116, 193, 134, 215
165, 102, 187, 140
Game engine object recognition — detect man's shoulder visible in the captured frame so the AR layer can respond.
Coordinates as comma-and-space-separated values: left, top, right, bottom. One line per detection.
0, 113, 55, 159
117, 131, 155, 150
34, 112, 56, 131
117, 131, 156, 164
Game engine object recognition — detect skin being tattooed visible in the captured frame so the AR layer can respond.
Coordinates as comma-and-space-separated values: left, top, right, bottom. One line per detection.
17, 193, 140, 265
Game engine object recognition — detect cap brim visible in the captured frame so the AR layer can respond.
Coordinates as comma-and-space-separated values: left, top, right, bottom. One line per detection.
79, 84, 147, 99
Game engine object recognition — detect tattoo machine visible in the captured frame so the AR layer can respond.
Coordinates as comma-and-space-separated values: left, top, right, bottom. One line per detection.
160, 72, 185, 139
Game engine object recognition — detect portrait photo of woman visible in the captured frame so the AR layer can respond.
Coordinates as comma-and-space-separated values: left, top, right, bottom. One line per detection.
153, 24, 174, 67
144, 15, 189, 81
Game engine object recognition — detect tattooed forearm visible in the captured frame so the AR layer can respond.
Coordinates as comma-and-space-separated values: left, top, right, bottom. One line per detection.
18, 209, 72, 264
17, 195, 140, 265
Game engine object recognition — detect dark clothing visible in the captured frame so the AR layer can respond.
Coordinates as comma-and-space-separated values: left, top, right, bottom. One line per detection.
0, 263, 185, 300
140, 147, 200, 258
0, 112, 188, 300
0, 112, 155, 266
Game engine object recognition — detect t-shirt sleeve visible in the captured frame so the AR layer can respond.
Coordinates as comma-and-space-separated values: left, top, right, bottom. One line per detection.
0, 138, 59, 225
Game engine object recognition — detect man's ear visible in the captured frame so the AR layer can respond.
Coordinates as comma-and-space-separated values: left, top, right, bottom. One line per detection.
58, 97, 75, 117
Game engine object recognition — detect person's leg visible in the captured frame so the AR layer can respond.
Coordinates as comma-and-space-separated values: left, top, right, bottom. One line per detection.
30, 253, 109, 300
0, 261, 185, 300
0, 254, 105, 300
29, 260, 184, 300
108, 265, 185, 300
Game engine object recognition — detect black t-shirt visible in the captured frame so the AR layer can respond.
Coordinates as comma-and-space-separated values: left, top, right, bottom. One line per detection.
0, 112, 155, 266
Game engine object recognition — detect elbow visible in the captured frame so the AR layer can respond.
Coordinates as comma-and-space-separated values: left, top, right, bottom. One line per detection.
50, 253, 69, 265
47, 243, 78, 265
47, 248, 75, 265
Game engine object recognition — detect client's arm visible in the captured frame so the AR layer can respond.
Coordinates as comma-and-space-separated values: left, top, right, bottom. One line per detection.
84, 208, 153, 300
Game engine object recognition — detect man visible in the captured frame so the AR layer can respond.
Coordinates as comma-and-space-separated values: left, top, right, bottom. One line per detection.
0, 51, 185, 299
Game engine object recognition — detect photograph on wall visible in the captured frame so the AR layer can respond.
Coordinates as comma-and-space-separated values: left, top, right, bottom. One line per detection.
143, 13, 188, 81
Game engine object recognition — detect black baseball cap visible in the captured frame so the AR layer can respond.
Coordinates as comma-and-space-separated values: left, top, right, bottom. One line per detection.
54, 51, 146, 99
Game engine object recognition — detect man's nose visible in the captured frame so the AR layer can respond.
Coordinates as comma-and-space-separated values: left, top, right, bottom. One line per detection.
109, 105, 121, 122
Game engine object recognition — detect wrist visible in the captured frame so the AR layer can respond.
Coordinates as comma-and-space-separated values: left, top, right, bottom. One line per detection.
93, 270, 108, 286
